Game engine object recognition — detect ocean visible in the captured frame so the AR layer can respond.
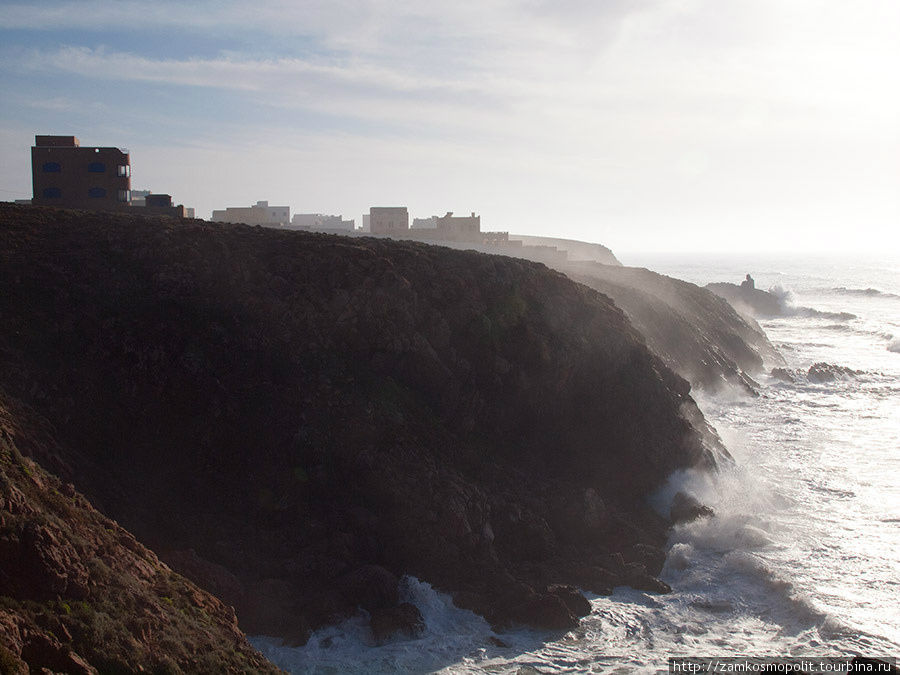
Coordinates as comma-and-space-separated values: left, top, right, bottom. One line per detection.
250, 254, 900, 673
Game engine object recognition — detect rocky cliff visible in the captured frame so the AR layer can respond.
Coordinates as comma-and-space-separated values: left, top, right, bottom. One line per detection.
561, 262, 783, 392
0, 393, 279, 673
0, 204, 724, 651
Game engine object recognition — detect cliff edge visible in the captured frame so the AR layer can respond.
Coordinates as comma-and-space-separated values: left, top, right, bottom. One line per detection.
0, 204, 724, 648
561, 262, 783, 392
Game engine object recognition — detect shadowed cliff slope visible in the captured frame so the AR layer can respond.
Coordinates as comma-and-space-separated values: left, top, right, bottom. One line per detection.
0, 393, 279, 674
0, 204, 724, 646
562, 262, 783, 392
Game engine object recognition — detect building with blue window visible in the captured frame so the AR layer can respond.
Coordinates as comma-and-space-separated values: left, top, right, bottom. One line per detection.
31, 135, 131, 211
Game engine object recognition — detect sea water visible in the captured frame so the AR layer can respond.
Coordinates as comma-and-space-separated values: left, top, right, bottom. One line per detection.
250, 254, 900, 673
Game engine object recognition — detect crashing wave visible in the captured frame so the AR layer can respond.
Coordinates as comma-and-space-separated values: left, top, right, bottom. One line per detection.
889, 337, 900, 354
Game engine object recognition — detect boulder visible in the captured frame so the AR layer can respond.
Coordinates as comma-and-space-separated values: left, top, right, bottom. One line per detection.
370, 602, 425, 642
670, 492, 715, 524
337, 564, 400, 612
546, 584, 592, 618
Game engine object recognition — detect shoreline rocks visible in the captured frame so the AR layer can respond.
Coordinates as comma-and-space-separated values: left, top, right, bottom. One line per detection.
0, 204, 723, 647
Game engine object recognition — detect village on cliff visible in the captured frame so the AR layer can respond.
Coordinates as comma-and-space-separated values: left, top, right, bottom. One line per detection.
21, 133, 577, 266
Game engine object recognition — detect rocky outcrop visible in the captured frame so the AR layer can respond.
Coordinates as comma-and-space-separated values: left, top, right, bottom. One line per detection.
0, 394, 279, 673
669, 492, 715, 524
0, 204, 725, 644
562, 262, 783, 392
773, 363, 861, 384
707, 282, 856, 322
706, 282, 786, 318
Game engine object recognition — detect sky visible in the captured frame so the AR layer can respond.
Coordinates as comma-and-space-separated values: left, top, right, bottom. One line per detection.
0, 0, 898, 254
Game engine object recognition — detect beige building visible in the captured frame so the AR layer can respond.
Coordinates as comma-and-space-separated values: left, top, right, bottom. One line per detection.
369, 207, 409, 235
412, 216, 437, 230
212, 200, 290, 227
435, 211, 481, 240
291, 213, 354, 231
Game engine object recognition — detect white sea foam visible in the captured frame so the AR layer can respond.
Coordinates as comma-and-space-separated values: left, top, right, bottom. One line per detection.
250, 577, 497, 674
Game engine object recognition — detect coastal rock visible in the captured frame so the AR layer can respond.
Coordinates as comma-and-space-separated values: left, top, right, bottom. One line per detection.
546, 584, 592, 618
623, 543, 668, 577
565, 263, 782, 393
0, 204, 726, 642
506, 591, 580, 631
670, 492, 715, 524
706, 282, 786, 318
770, 367, 797, 383
159, 547, 246, 611
0, 395, 279, 673
370, 602, 425, 642
337, 565, 400, 612
807, 362, 859, 383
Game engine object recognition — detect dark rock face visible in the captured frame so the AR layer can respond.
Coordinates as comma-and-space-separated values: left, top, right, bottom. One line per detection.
771, 363, 860, 385
564, 263, 783, 394
0, 395, 279, 673
806, 362, 859, 383
706, 282, 786, 318
670, 492, 715, 524
370, 602, 425, 642
0, 204, 725, 642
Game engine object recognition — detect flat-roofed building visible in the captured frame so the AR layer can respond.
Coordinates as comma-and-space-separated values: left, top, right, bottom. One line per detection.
435, 211, 480, 239
31, 135, 131, 211
369, 206, 408, 235
211, 200, 290, 227
291, 213, 355, 231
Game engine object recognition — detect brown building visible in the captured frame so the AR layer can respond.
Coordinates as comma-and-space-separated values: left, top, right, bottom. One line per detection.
369, 206, 409, 235
31, 135, 131, 211
142, 193, 188, 218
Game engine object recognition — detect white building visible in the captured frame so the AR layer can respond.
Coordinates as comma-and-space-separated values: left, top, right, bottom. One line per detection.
211, 200, 290, 227
291, 213, 354, 231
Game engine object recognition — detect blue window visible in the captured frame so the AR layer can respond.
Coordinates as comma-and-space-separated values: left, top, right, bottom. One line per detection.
42, 187, 61, 198
42, 162, 61, 173
88, 187, 107, 198
88, 162, 106, 173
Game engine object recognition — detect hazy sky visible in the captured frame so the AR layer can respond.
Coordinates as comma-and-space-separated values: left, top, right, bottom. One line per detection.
1, 0, 897, 254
